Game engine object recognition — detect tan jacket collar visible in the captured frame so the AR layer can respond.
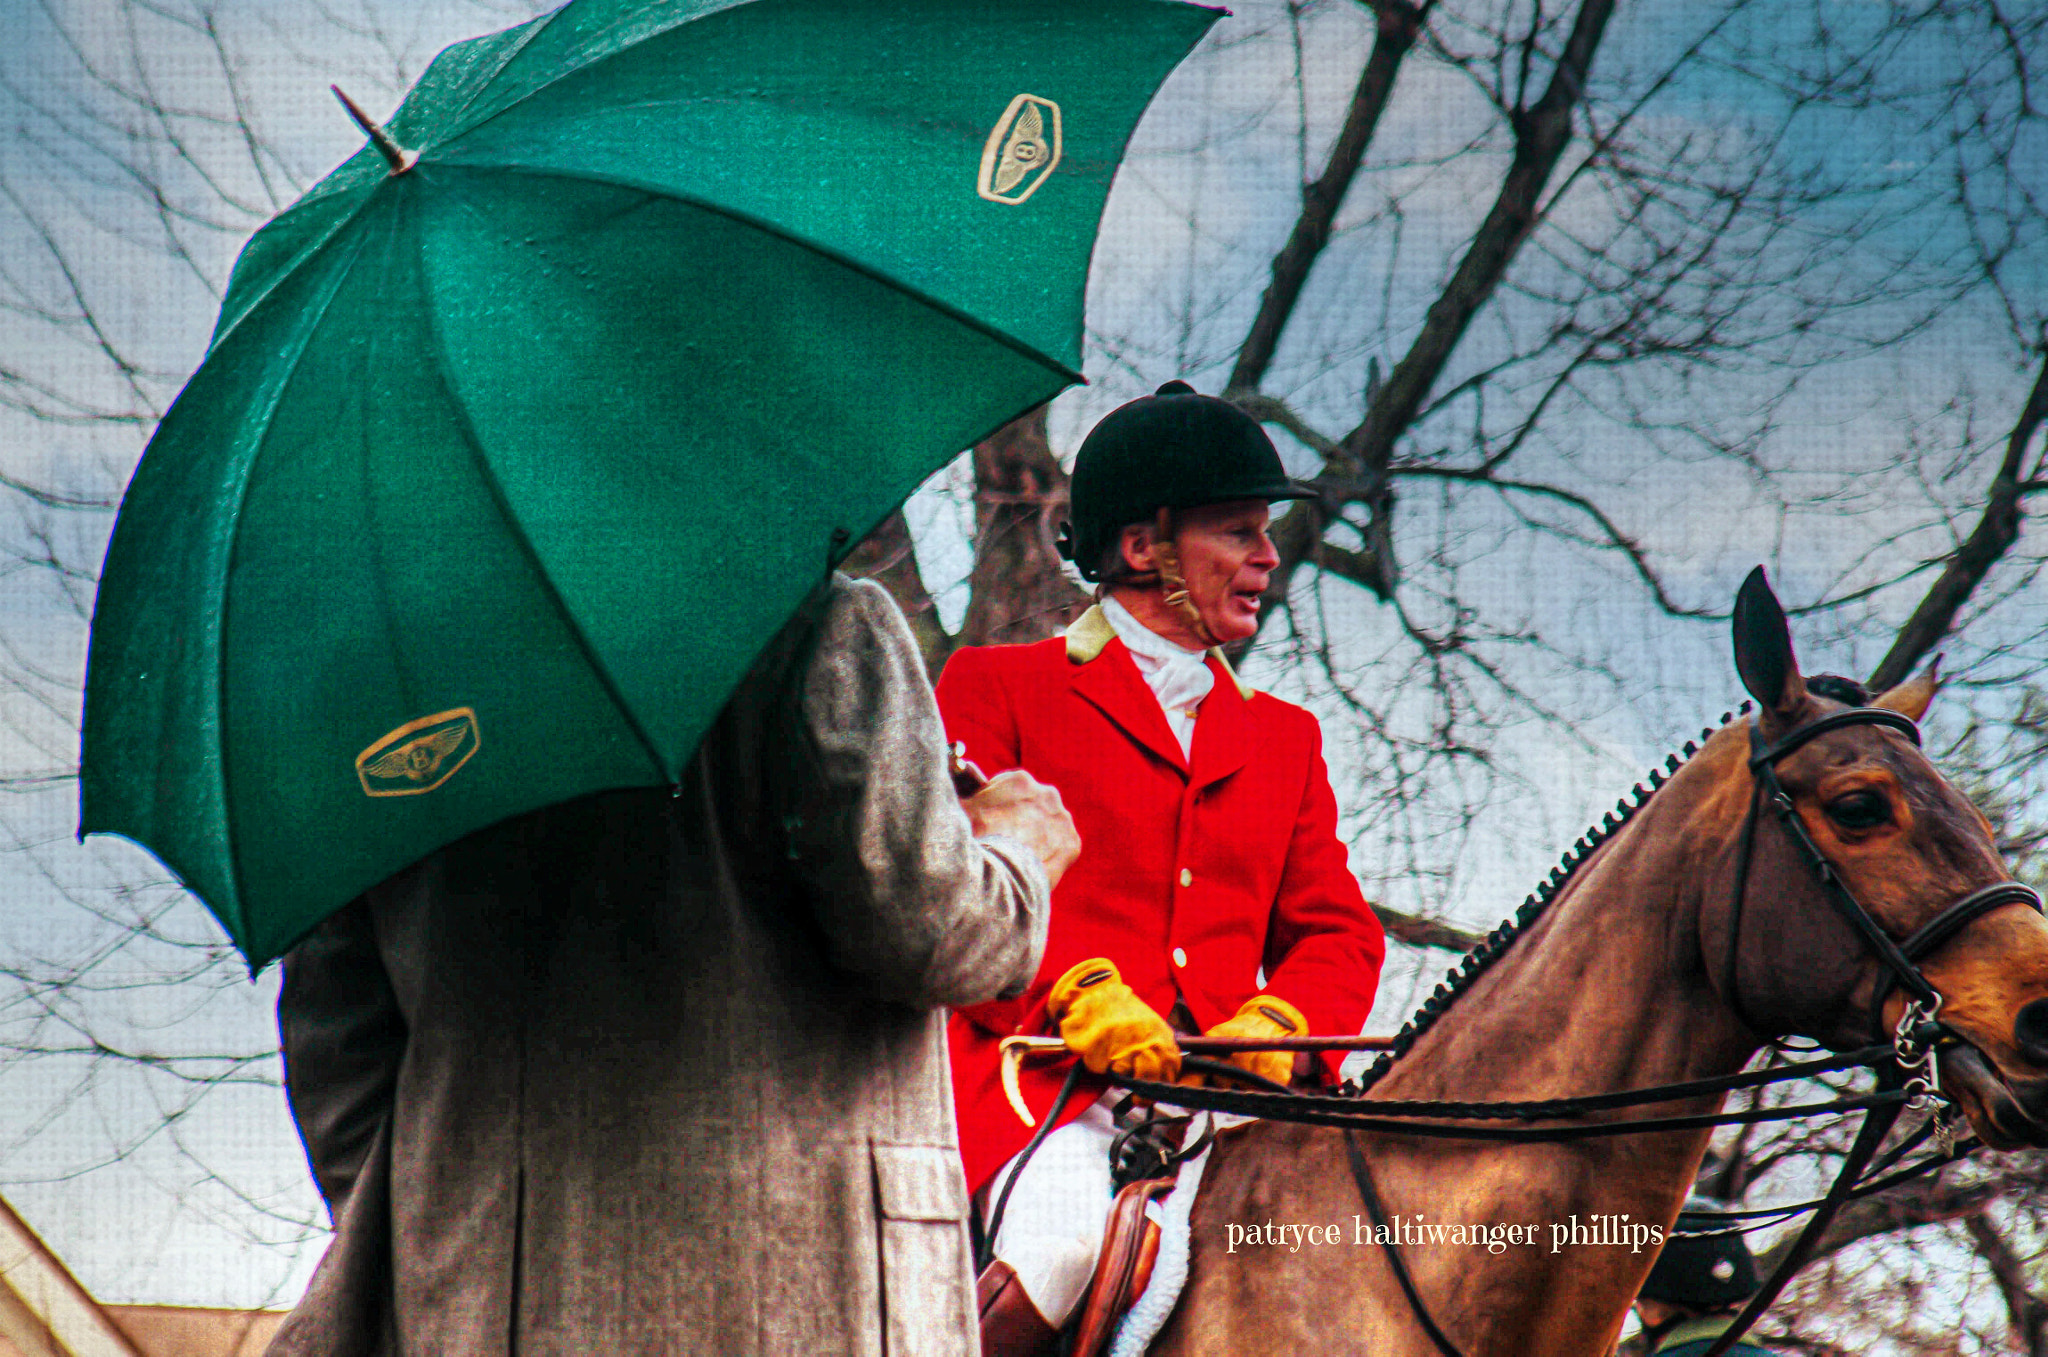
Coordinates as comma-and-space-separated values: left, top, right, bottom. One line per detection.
1064, 604, 1255, 701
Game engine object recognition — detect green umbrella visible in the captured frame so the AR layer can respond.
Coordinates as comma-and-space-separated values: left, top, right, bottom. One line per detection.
81, 0, 1218, 969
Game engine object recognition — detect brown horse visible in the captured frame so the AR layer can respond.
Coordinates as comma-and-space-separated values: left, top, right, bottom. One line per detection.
1149, 571, 2048, 1355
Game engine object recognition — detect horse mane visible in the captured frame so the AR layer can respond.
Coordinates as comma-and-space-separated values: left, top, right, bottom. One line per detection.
1352, 700, 1757, 1092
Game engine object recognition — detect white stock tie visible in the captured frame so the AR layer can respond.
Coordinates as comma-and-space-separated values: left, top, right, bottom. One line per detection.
1101, 597, 1214, 757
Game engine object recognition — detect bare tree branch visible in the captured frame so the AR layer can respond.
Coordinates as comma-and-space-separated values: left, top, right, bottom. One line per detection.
1225, 0, 1432, 398
1868, 349, 2048, 691
1374, 904, 1483, 952
1257, 0, 1619, 617
1753, 1172, 1998, 1277
1964, 1209, 2048, 1357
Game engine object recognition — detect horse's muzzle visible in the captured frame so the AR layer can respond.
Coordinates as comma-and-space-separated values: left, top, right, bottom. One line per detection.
1941, 1044, 2048, 1149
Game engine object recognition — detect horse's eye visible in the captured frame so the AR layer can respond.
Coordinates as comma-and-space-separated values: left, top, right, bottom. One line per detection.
1825, 790, 1892, 831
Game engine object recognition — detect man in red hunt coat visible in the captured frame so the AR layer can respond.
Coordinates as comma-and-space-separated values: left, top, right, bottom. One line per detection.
937, 382, 1386, 1355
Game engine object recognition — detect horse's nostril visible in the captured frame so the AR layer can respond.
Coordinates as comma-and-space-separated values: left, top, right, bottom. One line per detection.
2014, 1000, 2048, 1065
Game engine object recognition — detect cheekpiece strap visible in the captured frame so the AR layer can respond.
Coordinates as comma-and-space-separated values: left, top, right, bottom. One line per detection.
1745, 715, 1941, 1010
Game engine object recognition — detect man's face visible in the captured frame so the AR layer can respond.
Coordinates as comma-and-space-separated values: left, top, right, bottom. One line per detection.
1172, 500, 1278, 644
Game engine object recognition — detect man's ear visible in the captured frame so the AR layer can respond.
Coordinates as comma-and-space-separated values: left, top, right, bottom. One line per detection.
1732, 566, 1810, 735
1117, 521, 1158, 575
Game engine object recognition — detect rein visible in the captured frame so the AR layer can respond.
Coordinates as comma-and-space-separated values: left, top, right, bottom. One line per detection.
1123, 1040, 1908, 1124
1105, 1068, 1907, 1141
1696, 1084, 1905, 1357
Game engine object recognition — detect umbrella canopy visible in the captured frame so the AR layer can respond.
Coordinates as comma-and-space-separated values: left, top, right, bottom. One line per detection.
81, 0, 1218, 968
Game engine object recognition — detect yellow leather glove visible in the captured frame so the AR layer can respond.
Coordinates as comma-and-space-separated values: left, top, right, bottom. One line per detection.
1046, 959, 1181, 1083
1191, 994, 1308, 1088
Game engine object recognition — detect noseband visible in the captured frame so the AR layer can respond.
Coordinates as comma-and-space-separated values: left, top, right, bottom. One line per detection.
1729, 707, 2045, 1048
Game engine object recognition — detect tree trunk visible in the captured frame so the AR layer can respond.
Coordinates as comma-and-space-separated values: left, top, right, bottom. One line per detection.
1257, 0, 1619, 623
957, 406, 1089, 653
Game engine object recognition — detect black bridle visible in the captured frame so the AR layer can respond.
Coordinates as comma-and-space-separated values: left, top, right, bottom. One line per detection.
1730, 708, 2043, 1047
1696, 707, 2041, 1357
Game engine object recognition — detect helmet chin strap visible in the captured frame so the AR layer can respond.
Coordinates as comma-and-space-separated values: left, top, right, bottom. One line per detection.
1092, 508, 1222, 649
1146, 505, 1221, 650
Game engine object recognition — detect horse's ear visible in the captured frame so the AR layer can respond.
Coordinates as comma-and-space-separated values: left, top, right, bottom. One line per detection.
1732, 567, 1808, 728
1873, 654, 1942, 722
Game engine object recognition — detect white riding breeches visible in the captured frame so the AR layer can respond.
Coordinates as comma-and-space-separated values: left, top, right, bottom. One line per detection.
981, 1091, 1124, 1328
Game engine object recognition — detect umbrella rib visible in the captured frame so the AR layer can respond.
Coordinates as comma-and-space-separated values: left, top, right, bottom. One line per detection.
435, 5, 563, 134
204, 5, 562, 353
408, 234, 673, 785
206, 185, 392, 360
429, 163, 1086, 384
211, 229, 381, 956
207, 0, 591, 358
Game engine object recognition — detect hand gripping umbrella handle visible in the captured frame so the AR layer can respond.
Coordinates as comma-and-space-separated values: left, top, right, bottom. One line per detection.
948, 741, 989, 796
997, 1033, 1396, 1127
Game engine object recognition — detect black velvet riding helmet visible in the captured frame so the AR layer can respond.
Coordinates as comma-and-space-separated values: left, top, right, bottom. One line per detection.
1639, 1198, 1761, 1307
1059, 381, 1312, 582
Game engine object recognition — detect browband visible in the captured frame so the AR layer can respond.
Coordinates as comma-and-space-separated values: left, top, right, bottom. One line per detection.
1749, 707, 1922, 768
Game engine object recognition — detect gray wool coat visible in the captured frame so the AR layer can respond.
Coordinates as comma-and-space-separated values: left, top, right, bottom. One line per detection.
267, 577, 1049, 1357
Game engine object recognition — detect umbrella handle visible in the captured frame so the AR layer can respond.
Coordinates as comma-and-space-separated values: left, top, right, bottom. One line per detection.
949, 742, 989, 797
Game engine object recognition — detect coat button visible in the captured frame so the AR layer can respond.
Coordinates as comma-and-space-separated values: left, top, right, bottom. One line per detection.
1179, 868, 1193, 887
1172, 947, 1188, 968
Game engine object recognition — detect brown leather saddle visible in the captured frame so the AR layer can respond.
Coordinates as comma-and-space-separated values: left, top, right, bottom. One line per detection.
979, 1007, 1211, 1357
1066, 1176, 1175, 1356
974, 1170, 1184, 1357
977, 1175, 1174, 1357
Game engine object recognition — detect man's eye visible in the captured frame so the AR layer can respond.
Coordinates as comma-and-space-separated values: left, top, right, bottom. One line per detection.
1825, 790, 1891, 831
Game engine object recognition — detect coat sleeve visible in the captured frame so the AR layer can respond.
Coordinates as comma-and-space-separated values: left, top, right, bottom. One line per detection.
781, 577, 1049, 1009
277, 894, 407, 1225
933, 645, 1052, 1039
1257, 716, 1386, 1072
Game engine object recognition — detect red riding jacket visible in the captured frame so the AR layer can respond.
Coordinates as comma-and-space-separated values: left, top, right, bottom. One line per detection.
937, 607, 1386, 1192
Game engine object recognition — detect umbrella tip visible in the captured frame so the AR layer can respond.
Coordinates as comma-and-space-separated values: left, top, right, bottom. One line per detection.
331, 85, 417, 175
